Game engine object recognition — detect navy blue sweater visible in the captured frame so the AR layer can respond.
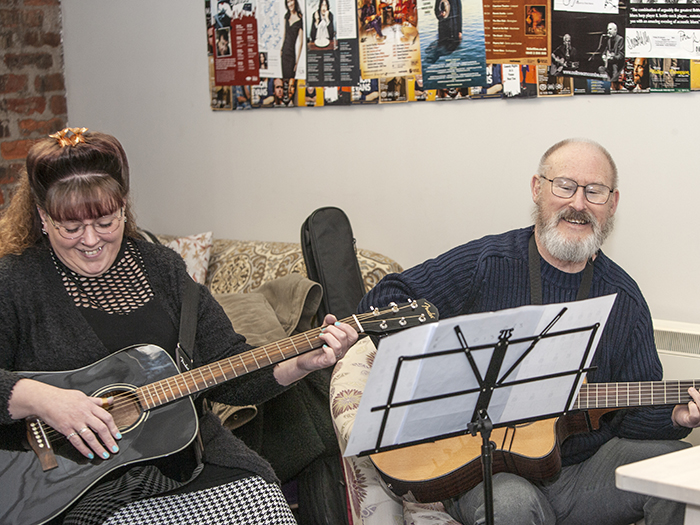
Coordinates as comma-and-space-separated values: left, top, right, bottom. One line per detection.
359, 226, 689, 465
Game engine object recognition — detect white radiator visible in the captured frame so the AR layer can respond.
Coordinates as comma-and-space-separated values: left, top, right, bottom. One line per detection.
654, 319, 700, 445
654, 319, 700, 380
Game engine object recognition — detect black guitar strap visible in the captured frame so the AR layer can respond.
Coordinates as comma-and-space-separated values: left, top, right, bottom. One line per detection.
529, 233, 594, 305
176, 276, 199, 373
176, 276, 205, 467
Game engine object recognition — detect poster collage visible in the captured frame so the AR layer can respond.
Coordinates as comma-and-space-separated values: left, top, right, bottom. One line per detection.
206, 0, 700, 109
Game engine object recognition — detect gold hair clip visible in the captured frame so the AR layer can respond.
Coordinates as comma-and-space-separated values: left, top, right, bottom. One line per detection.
49, 127, 88, 148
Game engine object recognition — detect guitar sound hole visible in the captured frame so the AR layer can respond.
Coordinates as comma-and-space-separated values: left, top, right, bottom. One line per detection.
96, 388, 145, 433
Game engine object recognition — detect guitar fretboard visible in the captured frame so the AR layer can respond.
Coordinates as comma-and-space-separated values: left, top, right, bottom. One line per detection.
574, 380, 698, 410
132, 298, 438, 411
136, 322, 348, 410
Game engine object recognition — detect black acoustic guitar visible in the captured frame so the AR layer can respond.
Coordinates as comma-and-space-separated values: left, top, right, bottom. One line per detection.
0, 299, 438, 525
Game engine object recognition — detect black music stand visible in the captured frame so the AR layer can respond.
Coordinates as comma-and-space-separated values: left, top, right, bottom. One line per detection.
345, 296, 616, 525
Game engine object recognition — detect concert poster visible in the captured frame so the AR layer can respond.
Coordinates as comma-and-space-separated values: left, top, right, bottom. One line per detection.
610, 57, 649, 93
297, 80, 326, 105
501, 64, 538, 98
550, 2, 627, 82
536, 64, 573, 96
322, 86, 353, 104
407, 75, 437, 100
649, 58, 691, 92
255, 0, 307, 80
351, 78, 381, 102
692, 60, 700, 90
306, 0, 361, 86
356, 0, 422, 79
482, 0, 550, 66
379, 76, 409, 101
417, 0, 487, 89
468, 63, 504, 98
250, 78, 299, 106
212, 0, 262, 85
434, 87, 469, 99
573, 77, 611, 95
209, 58, 232, 110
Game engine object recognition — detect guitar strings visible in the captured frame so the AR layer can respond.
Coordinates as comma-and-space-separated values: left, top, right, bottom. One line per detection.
35, 305, 427, 445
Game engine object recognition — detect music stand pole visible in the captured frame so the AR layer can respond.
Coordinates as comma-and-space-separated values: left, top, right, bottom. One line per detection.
468, 409, 495, 525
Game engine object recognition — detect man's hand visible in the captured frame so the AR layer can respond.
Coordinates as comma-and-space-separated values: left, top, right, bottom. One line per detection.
672, 387, 700, 428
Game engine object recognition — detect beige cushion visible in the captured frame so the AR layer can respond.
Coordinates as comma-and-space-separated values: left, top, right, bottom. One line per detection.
163, 231, 213, 284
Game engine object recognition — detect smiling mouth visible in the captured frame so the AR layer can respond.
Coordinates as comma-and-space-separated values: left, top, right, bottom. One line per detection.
558, 209, 594, 227
80, 246, 103, 256
563, 217, 589, 225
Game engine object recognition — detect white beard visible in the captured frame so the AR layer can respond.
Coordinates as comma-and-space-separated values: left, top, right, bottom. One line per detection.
533, 205, 615, 264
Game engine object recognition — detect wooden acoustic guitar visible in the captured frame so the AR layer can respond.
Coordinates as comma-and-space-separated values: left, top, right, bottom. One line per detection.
370, 380, 696, 503
0, 299, 438, 525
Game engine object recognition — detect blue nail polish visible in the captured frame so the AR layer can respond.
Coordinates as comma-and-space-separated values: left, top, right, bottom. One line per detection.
88, 453, 95, 460
102, 452, 110, 459
323, 344, 330, 349
116, 432, 122, 439
335, 322, 341, 326
112, 445, 119, 453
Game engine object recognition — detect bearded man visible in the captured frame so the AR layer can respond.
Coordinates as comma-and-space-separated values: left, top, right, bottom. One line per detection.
357, 138, 700, 525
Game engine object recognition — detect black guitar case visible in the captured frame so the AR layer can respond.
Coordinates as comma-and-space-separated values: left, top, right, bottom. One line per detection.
300, 206, 366, 323
297, 206, 365, 525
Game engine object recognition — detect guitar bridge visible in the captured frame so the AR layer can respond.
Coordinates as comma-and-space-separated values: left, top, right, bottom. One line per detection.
26, 416, 58, 472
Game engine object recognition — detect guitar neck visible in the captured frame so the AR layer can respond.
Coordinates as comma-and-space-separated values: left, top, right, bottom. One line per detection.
134, 298, 439, 411
574, 380, 699, 411
136, 315, 358, 410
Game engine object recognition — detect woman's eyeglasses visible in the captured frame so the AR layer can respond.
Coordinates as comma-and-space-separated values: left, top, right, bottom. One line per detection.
45, 208, 125, 240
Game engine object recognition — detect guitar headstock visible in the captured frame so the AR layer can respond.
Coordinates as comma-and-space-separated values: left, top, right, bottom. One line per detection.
357, 299, 439, 336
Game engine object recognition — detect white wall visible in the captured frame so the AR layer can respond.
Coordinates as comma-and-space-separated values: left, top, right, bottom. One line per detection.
61, 0, 700, 324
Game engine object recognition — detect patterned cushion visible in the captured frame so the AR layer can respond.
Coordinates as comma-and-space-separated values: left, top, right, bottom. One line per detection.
162, 232, 213, 284
156, 236, 403, 295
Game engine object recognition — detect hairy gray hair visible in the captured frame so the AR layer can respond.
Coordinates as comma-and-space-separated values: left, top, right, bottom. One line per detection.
536, 138, 618, 190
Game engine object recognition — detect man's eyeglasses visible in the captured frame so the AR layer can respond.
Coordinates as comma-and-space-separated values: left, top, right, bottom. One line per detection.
540, 176, 613, 205
45, 208, 125, 240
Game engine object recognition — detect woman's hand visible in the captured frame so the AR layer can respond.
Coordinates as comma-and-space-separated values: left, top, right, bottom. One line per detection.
274, 314, 358, 386
9, 378, 122, 460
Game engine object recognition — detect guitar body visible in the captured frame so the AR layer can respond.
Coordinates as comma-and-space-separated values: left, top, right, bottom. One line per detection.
371, 419, 563, 502
0, 345, 198, 525
370, 408, 617, 502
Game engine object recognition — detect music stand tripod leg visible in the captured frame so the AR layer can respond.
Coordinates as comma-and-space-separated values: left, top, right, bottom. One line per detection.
469, 410, 495, 525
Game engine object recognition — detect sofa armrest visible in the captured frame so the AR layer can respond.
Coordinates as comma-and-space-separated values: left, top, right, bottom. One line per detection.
330, 338, 404, 524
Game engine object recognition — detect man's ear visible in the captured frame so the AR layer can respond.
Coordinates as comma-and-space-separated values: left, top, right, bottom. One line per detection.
608, 188, 620, 216
530, 175, 541, 203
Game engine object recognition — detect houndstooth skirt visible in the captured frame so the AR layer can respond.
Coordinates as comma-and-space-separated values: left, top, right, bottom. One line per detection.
102, 475, 297, 525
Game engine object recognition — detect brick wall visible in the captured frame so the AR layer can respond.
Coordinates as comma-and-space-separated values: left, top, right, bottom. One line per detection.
0, 0, 66, 211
